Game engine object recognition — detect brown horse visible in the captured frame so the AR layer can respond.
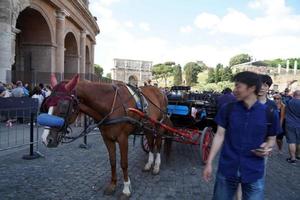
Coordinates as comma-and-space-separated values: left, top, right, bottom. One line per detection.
40, 74, 171, 199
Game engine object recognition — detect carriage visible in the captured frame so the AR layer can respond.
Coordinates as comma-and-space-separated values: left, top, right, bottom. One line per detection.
136, 85, 220, 164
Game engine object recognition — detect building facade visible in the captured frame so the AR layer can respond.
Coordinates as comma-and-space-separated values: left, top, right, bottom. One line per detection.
111, 58, 152, 86
0, 0, 99, 85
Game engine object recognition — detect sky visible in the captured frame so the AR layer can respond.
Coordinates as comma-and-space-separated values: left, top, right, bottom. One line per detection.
89, 0, 300, 74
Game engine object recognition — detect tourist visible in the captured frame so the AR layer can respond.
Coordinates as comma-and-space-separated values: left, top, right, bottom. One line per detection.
257, 74, 277, 111
285, 90, 300, 164
11, 81, 25, 97
281, 88, 292, 105
273, 94, 286, 153
203, 71, 279, 200
31, 86, 45, 111
0, 84, 5, 97
216, 87, 236, 110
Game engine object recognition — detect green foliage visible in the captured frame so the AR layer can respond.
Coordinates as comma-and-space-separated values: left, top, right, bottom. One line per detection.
196, 81, 234, 92
173, 64, 182, 85
263, 58, 300, 69
229, 53, 251, 67
94, 64, 103, 78
106, 73, 111, 79
152, 63, 174, 87
207, 64, 233, 83
184, 62, 206, 85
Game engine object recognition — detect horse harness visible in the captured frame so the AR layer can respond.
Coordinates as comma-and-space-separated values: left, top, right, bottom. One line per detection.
44, 84, 168, 143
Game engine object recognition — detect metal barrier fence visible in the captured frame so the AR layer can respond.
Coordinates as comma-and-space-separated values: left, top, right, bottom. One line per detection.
0, 97, 41, 159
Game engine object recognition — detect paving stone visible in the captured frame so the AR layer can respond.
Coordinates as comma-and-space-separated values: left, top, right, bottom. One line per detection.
0, 132, 299, 200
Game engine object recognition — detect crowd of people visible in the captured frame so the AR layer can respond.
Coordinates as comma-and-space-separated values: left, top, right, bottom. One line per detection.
0, 81, 52, 126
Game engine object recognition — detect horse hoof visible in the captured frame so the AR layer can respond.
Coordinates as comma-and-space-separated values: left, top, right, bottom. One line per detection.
118, 193, 130, 200
142, 166, 151, 172
103, 184, 116, 196
152, 169, 160, 175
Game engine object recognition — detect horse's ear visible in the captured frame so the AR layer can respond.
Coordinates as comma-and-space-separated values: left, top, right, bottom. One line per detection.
50, 73, 57, 88
65, 74, 79, 92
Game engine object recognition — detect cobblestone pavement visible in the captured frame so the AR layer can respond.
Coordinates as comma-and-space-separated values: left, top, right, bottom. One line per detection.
0, 129, 299, 200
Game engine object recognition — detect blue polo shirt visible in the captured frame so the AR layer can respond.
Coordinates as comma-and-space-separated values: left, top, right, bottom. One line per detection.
215, 101, 280, 183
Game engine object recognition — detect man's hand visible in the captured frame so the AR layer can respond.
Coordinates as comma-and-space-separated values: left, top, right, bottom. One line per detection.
251, 142, 272, 157
203, 163, 213, 182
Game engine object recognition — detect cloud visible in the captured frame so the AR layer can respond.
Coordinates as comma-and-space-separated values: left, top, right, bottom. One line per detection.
89, 0, 300, 75
193, 1, 300, 37
139, 22, 150, 31
180, 25, 193, 33
248, 0, 291, 16
124, 21, 134, 28
194, 13, 220, 30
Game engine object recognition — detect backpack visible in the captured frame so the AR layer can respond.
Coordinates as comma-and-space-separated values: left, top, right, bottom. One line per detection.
224, 102, 274, 136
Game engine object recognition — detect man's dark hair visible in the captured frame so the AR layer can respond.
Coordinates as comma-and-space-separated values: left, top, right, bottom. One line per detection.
232, 71, 261, 95
222, 87, 232, 94
259, 74, 273, 87
39, 83, 44, 89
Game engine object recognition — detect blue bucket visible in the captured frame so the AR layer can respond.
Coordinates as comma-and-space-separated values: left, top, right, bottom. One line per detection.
37, 113, 65, 128
167, 105, 189, 115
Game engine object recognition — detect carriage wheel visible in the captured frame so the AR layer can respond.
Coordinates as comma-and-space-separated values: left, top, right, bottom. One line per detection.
200, 127, 214, 165
141, 134, 150, 153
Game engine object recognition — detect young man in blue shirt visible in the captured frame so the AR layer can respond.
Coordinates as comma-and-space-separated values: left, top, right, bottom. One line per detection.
203, 71, 280, 200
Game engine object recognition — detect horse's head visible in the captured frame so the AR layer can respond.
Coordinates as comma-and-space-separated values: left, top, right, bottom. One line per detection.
38, 74, 80, 147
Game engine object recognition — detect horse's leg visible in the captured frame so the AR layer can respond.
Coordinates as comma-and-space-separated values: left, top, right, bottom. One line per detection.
143, 134, 155, 172
102, 136, 117, 195
152, 136, 162, 175
118, 135, 131, 198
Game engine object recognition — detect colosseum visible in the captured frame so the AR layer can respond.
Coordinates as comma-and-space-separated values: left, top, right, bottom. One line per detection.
0, 0, 99, 85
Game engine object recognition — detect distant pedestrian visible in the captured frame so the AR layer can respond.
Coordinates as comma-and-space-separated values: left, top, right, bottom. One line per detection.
273, 94, 286, 153
216, 87, 236, 110
11, 81, 25, 97
285, 90, 300, 164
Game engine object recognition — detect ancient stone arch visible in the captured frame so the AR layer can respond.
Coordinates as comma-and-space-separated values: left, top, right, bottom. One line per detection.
13, 7, 53, 84
64, 32, 79, 79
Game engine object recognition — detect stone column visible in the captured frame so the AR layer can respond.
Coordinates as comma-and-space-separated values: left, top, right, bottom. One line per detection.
294, 60, 298, 76
11, 26, 20, 66
80, 30, 86, 76
277, 64, 281, 74
91, 43, 95, 74
55, 9, 66, 75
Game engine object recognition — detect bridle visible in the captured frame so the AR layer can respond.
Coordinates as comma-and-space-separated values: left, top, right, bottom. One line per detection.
42, 90, 80, 143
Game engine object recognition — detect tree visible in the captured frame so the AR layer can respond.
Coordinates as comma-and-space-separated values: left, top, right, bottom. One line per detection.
94, 64, 103, 78
173, 64, 182, 85
207, 68, 215, 83
184, 62, 205, 85
151, 63, 174, 87
106, 73, 111, 79
229, 53, 251, 67
206, 64, 233, 83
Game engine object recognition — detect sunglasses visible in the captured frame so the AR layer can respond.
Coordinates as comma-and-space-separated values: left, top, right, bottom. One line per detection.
273, 98, 281, 100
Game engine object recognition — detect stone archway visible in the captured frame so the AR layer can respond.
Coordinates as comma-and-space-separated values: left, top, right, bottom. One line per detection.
85, 46, 91, 79
64, 32, 79, 79
128, 75, 138, 86
14, 7, 52, 85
